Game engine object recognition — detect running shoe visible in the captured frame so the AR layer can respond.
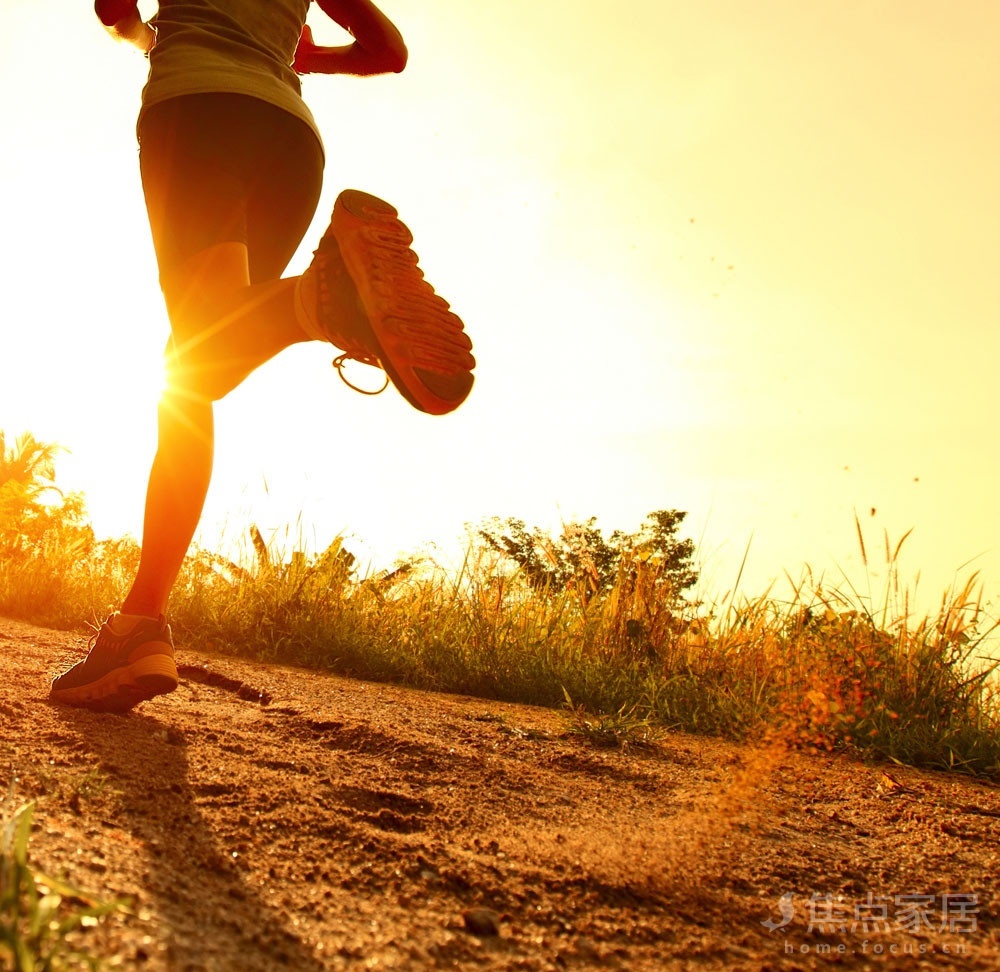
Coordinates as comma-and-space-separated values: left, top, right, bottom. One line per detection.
50, 614, 179, 713
298, 189, 475, 415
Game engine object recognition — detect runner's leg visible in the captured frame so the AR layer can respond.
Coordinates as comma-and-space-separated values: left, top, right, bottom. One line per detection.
121, 95, 324, 617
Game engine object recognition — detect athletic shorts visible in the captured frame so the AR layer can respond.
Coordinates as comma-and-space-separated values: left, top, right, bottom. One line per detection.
138, 93, 324, 285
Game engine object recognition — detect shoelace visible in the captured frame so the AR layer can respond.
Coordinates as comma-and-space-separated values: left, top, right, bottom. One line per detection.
331, 353, 390, 396
87, 617, 112, 651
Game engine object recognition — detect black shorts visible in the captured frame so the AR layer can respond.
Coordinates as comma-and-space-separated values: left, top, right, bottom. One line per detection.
138, 93, 324, 285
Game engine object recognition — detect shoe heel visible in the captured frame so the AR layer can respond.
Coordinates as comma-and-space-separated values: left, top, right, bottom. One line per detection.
131, 654, 179, 695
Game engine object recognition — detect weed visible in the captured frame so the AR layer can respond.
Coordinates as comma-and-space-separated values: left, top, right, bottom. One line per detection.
562, 689, 661, 752
0, 791, 126, 971
2, 489, 999, 778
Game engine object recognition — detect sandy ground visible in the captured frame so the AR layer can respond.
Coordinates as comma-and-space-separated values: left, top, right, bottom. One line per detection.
2, 615, 999, 971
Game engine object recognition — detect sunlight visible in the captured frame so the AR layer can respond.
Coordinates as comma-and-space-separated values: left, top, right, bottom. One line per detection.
1, 142, 167, 539
1, 0, 998, 617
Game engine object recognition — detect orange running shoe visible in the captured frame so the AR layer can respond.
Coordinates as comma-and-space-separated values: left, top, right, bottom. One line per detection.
298, 189, 475, 415
50, 614, 178, 713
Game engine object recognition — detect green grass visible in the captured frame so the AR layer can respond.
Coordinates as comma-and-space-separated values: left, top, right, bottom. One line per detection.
2, 516, 999, 778
0, 791, 126, 971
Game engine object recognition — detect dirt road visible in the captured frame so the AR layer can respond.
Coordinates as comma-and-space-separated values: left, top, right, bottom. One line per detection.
2, 616, 998, 970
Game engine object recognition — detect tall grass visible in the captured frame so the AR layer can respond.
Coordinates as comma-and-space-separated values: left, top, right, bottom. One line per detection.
3, 518, 999, 777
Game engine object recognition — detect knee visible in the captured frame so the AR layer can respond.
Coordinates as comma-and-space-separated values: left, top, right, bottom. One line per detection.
163, 345, 232, 404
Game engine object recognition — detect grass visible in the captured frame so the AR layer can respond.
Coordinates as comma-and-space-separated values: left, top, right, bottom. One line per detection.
2, 506, 999, 969
2, 513, 999, 778
562, 689, 662, 752
0, 790, 126, 971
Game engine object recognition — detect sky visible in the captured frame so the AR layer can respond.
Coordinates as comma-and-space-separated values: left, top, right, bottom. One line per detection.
2, 0, 999, 623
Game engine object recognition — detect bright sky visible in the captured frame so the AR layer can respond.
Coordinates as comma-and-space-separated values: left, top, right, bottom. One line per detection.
2, 0, 999, 620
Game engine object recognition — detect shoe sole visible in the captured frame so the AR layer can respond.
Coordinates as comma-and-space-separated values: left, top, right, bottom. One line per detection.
330, 189, 475, 416
50, 653, 179, 714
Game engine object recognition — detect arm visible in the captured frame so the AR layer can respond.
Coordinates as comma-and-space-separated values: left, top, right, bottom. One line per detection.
95, 0, 156, 54
294, 0, 407, 76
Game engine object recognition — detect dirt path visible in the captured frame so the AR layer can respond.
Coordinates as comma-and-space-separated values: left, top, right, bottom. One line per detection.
2, 616, 999, 971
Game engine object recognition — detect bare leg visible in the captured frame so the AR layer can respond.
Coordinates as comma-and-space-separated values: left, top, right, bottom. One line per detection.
120, 389, 214, 618
119, 199, 450, 616
156, 243, 314, 401
119, 242, 355, 617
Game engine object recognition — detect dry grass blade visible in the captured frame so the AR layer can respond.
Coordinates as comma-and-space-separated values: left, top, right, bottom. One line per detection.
854, 510, 868, 567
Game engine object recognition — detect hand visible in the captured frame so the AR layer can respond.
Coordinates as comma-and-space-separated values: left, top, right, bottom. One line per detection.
293, 24, 319, 75
294, 3, 408, 77
315, 0, 407, 74
95, 0, 139, 28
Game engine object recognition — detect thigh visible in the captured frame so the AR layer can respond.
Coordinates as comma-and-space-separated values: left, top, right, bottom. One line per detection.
138, 94, 324, 286
244, 107, 325, 284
